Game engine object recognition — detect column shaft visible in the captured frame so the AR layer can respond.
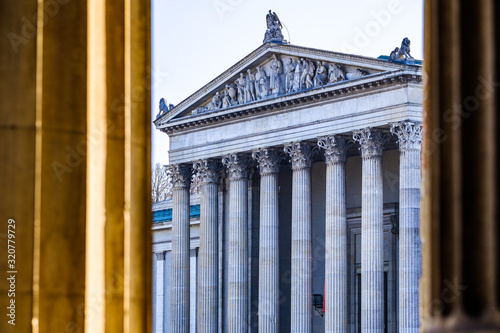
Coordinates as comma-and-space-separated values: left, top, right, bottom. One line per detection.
195, 161, 220, 333
190, 249, 198, 333
253, 148, 281, 333
258, 173, 280, 332
399, 149, 421, 331
285, 143, 313, 333
228, 178, 249, 331
354, 129, 387, 333
223, 154, 250, 333
318, 136, 349, 333
291, 167, 312, 332
171, 165, 192, 332
361, 154, 384, 332
391, 121, 422, 332
155, 253, 165, 333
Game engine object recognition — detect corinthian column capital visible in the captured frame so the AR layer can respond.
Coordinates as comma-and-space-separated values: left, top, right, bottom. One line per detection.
390, 121, 423, 151
169, 164, 192, 189
193, 160, 221, 184
252, 148, 283, 175
353, 128, 388, 158
284, 142, 315, 170
222, 153, 251, 180
317, 135, 351, 164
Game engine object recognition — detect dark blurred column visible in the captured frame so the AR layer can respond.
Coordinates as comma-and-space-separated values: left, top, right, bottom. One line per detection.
421, 0, 499, 331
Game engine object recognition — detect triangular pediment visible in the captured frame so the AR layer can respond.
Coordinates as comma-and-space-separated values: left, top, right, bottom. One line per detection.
154, 43, 420, 128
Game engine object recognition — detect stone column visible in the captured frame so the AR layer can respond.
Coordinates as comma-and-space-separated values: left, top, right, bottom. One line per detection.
222, 154, 250, 333
194, 160, 221, 333
170, 164, 192, 333
353, 128, 387, 333
190, 249, 198, 333
284, 142, 314, 333
155, 252, 165, 333
391, 122, 422, 333
252, 148, 282, 332
318, 136, 349, 333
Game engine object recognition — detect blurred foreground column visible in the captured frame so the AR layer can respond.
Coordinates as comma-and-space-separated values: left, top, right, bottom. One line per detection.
421, 0, 499, 331
0, 1, 152, 332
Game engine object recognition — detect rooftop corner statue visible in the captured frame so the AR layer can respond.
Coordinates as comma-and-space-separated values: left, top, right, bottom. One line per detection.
389, 37, 415, 65
263, 10, 284, 44
156, 97, 174, 119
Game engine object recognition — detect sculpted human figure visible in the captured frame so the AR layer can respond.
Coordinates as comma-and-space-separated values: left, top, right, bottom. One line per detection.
254, 66, 265, 96
225, 83, 237, 105
207, 91, 222, 111
300, 58, 309, 90
314, 62, 328, 87
235, 73, 246, 104
300, 58, 314, 90
258, 75, 269, 99
263, 10, 284, 43
305, 59, 315, 89
222, 91, 231, 108
285, 58, 295, 93
293, 58, 303, 92
245, 69, 256, 103
269, 54, 283, 95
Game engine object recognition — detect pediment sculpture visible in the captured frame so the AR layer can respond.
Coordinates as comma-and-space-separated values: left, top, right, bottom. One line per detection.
191, 53, 369, 116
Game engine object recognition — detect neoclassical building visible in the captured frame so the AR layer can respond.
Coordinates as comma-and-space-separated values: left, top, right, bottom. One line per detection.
152, 16, 422, 333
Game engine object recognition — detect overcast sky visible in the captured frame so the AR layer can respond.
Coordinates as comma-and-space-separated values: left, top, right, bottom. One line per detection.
151, 0, 424, 166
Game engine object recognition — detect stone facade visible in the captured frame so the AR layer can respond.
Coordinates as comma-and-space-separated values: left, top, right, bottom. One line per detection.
152, 40, 422, 332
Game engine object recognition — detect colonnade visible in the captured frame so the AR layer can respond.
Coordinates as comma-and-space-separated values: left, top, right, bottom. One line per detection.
157, 122, 422, 332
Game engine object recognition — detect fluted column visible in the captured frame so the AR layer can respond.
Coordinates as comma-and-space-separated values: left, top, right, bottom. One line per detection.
222, 154, 250, 333
194, 160, 221, 333
284, 142, 314, 333
353, 128, 387, 333
170, 164, 193, 332
391, 122, 422, 332
190, 249, 198, 333
155, 252, 165, 333
252, 148, 282, 332
318, 136, 349, 333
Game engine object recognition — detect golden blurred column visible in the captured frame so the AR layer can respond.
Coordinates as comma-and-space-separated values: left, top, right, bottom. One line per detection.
0, 0, 151, 332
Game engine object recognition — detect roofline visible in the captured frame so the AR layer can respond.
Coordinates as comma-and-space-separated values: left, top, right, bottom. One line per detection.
153, 42, 422, 126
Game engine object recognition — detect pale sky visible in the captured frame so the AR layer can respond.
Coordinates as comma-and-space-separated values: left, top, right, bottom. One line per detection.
151, 0, 424, 166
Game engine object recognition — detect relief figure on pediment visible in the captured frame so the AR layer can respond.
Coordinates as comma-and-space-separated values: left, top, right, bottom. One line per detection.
207, 91, 222, 111
258, 75, 269, 99
328, 63, 346, 84
301, 59, 315, 90
269, 54, 283, 95
223, 83, 238, 107
235, 73, 246, 105
285, 58, 295, 93
245, 69, 256, 103
293, 58, 303, 92
314, 61, 328, 87
254, 66, 266, 98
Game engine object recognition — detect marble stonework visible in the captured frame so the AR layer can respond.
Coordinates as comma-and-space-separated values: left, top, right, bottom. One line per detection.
153, 38, 423, 333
